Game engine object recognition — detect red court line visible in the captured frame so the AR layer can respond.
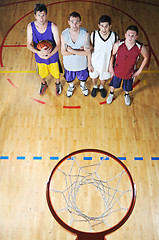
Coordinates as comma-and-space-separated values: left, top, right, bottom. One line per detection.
31, 98, 46, 104
63, 106, 81, 109
0, 11, 32, 67
3, 45, 27, 47
127, 0, 159, 7
7, 78, 17, 88
0, 0, 35, 7
100, 101, 107, 105
133, 79, 141, 88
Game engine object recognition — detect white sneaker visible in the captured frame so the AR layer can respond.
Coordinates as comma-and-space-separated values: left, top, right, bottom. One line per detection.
80, 83, 88, 96
67, 84, 75, 97
107, 93, 114, 104
124, 94, 131, 106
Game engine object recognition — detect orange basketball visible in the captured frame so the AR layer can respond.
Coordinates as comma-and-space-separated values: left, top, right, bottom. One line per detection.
37, 40, 53, 50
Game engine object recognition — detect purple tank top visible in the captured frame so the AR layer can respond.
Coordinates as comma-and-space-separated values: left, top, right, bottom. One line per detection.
31, 21, 59, 64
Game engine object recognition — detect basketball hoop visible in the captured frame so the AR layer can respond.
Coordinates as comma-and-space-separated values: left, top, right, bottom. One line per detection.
46, 149, 136, 240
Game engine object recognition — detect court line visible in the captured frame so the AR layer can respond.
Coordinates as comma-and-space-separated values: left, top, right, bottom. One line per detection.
0, 156, 158, 160
0, 156, 9, 160
100, 157, 109, 160
134, 157, 143, 160
33, 156, 42, 160
3, 45, 27, 47
1, 71, 36, 73
84, 157, 92, 160
151, 157, 159, 160
63, 106, 81, 109
7, 78, 17, 88
31, 98, 46, 105
133, 79, 141, 88
118, 157, 126, 160
17, 156, 25, 160
50, 157, 59, 160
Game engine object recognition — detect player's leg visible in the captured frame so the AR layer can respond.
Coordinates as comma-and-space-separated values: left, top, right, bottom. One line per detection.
122, 79, 133, 106
64, 69, 76, 97
37, 63, 49, 95
99, 79, 107, 98
49, 62, 62, 95
89, 71, 99, 97
77, 69, 89, 96
107, 76, 122, 104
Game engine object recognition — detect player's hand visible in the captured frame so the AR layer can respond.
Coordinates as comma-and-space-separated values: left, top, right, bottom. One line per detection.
109, 65, 114, 75
133, 69, 141, 78
88, 64, 94, 73
66, 46, 73, 53
38, 47, 51, 58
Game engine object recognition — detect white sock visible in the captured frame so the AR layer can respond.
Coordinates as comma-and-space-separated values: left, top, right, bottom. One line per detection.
80, 81, 85, 86
93, 85, 98, 88
69, 82, 74, 88
99, 85, 104, 89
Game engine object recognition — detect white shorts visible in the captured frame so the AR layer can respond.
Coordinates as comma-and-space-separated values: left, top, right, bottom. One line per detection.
89, 70, 111, 80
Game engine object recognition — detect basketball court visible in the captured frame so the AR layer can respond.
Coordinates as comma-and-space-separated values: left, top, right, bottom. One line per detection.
0, 0, 159, 239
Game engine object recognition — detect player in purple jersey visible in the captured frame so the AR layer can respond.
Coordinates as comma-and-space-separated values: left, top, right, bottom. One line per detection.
27, 3, 62, 95
107, 25, 148, 106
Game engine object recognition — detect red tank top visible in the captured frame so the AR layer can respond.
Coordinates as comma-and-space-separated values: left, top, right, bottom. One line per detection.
114, 40, 142, 79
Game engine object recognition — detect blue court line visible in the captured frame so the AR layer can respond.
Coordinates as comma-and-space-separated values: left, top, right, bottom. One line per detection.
1, 156, 159, 161
17, 156, 25, 160
0, 156, 9, 159
84, 157, 92, 160
67, 157, 76, 160
100, 157, 109, 160
33, 156, 42, 160
118, 157, 126, 160
50, 156, 59, 160
151, 157, 159, 160
134, 157, 143, 160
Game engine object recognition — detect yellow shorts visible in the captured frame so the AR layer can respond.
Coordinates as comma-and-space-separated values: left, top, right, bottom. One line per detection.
37, 62, 60, 79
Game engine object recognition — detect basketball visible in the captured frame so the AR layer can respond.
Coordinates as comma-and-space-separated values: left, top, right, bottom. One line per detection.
37, 40, 53, 50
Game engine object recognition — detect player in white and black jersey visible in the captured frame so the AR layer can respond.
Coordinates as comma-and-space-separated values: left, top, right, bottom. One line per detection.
88, 15, 118, 98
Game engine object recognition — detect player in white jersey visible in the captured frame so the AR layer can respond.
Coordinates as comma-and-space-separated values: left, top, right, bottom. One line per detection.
89, 15, 118, 98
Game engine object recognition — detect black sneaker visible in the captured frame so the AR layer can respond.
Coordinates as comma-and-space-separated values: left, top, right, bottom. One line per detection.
100, 88, 107, 98
91, 87, 98, 97
55, 82, 62, 95
39, 81, 48, 95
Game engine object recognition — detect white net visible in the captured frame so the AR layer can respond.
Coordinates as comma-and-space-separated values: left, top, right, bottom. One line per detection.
49, 154, 134, 233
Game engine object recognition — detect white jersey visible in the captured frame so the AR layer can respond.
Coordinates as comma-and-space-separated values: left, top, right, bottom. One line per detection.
62, 27, 88, 71
91, 30, 117, 79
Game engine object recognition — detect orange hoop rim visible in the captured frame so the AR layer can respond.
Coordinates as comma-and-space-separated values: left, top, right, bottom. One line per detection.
46, 149, 136, 239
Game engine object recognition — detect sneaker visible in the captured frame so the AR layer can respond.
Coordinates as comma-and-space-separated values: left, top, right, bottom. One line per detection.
107, 92, 114, 104
91, 87, 98, 97
80, 83, 88, 96
100, 88, 107, 98
55, 82, 62, 95
124, 94, 131, 106
67, 84, 75, 97
39, 81, 48, 95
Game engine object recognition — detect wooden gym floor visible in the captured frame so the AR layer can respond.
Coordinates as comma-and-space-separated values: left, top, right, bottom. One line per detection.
0, 0, 159, 239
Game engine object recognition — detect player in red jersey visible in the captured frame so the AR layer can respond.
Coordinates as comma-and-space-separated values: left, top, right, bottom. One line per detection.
107, 25, 148, 106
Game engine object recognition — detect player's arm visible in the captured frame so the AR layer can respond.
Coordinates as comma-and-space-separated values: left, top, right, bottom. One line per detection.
108, 40, 120, 75
27, 23, 39, 54
65, 32, 91, 56
133, 45, 148, 77
87, 32, 94, 72
61, 33, 72, 56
